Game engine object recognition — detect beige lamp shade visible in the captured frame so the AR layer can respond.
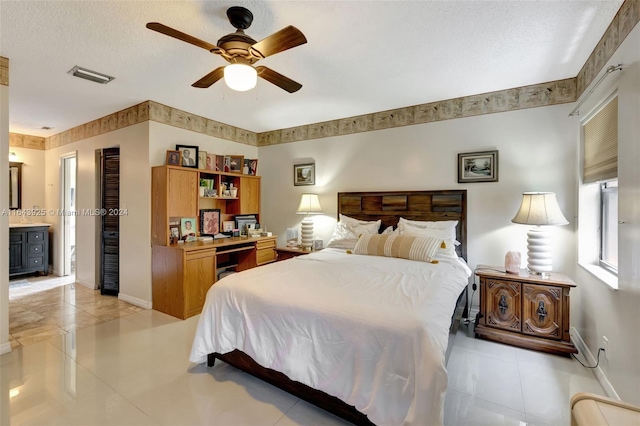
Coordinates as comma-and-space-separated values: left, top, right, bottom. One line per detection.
296, 193, 323, 215
511, 192, 569, 226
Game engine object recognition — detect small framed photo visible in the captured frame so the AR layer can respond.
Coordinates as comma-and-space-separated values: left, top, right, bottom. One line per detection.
229, 155, 244, 173
166, 150, 182, 166
222, 220, 235, 232
199, 209, 220, 236
458, 150, 499, 183
169, 224, 180, 244
198, 151, 207, 170
176, 144, 199, 169
206, 153, 216, 171
294, 163, 315, 186
216, 155, 224, 172
180, 217, 197, 241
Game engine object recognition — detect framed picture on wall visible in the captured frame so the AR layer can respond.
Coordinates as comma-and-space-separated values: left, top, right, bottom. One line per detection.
457, 150, 499, 183
294, 163, 315, 186
176, 144, 199, 169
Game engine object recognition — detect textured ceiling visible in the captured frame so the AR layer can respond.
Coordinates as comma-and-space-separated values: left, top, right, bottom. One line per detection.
0, 0, 623, 137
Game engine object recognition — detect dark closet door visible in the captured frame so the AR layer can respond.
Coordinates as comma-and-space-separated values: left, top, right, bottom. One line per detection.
101, 147, 120, 295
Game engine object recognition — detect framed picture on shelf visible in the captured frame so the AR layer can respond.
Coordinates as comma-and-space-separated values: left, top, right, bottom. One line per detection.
216, 155, 224, 172
222, 220, 235, 233
180, 217, 197, 241
206, 153, 216, 170
176, 144, 199, 169
457, 150, 499, 183
198, 151, 207, 170
199, 209, 220, 236
169, 224, 180, 244
166, 150, 182, 166
244, 158, 258, 175
229, 155, 244, 173
294, 163, 315, 186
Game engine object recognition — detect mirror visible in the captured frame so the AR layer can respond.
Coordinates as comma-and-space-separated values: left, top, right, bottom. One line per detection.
9, 162, 22, 210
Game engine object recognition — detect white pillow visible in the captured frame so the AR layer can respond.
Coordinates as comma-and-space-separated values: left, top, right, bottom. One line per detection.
381, 226, 395, 235
398, 218, 459, 244
339, 214, 381, 234
327, 220, 380, 250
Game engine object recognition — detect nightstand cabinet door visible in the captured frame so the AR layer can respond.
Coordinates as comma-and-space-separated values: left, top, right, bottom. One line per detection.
485, 278, 521, 332
522, 284, 562, 340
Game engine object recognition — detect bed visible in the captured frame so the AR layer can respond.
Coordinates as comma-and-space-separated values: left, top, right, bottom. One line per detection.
190, 190, 469, 425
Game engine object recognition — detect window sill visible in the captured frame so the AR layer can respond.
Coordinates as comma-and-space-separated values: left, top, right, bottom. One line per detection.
578, 263, 618, 290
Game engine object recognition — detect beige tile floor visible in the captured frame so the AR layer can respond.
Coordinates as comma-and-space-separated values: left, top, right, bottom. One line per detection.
3, 279, 605, 425
9, 276, 144, 349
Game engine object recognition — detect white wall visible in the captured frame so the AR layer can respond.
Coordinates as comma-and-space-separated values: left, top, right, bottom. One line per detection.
148, 121, 259, 167
259, 104, 577, 279
7, 147, 45, 223
1, 82, 9, 354
44, 123, 151, 306
572, 23, 640, 405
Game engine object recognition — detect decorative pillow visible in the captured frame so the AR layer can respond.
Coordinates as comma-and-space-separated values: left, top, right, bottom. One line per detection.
398, 218, 460, 245
398, 222, 457, 256
351, 234, 444, 263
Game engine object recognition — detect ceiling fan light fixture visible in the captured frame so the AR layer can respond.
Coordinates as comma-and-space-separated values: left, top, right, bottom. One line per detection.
224, 64, 257, 91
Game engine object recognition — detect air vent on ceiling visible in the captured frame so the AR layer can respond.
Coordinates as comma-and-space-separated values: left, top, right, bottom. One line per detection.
68, 66, 115, 84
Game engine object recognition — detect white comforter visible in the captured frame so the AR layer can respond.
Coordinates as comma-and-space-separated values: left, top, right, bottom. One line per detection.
190, 248, 471, 426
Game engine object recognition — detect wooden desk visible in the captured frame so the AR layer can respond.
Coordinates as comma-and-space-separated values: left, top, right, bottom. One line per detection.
152, 236, 276, 319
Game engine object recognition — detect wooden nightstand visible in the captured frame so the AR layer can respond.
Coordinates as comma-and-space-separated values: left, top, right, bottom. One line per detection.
275, 246, 315, 261
474, 268, 577, 356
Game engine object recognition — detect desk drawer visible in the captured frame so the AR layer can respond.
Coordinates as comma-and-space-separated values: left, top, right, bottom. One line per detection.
256, 248, 276, 265
28, 231, 45, 243
28, 244, 44, 255
256, 239, 276, 250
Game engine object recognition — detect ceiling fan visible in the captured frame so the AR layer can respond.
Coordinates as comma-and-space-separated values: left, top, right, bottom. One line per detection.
146, 6, 307, 93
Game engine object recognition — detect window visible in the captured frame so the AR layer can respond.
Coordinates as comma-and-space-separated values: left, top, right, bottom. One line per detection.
600, 180, 618, 273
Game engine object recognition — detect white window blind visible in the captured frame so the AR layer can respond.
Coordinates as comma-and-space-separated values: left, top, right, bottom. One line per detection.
583, 96, 618, 184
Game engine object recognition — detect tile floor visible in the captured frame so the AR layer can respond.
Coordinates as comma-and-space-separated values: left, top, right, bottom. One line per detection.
2, 285, 606, 425
8, 276, 144, 349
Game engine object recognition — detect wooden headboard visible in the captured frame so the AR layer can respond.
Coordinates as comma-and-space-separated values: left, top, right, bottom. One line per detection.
337, 190, 467, 260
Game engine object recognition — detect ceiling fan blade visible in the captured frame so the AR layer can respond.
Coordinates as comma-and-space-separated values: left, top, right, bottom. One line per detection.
146, 22, 221, 53
250, 26, 307, 59
192, 67, 226, 88
256, 66, 302, 93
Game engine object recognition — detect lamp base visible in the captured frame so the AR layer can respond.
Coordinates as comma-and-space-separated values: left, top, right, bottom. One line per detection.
300, 216, 314, 250
526, 227, 553, 278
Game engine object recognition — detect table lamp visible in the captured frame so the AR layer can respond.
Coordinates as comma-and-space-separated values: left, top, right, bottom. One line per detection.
296, 193, 323, 250
511, 192, 569, 278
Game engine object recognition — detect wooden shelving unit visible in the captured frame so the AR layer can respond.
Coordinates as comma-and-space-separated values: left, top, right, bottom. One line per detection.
151, 165, 275, 319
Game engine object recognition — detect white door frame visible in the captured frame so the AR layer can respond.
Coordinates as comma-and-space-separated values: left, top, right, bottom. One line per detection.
59, 152, 77, 276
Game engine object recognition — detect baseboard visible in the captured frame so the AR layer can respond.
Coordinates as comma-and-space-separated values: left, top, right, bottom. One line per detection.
75, 279, 96, 290
570, 327, 620, 400
0, 342, 12, 355
118, 293, 152, 310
